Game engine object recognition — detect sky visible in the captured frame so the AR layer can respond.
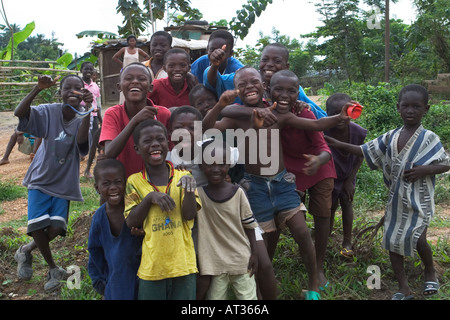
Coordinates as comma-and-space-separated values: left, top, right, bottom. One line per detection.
1, 0, 416, 56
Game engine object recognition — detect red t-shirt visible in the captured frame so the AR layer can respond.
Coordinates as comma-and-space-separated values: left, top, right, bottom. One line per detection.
147, 77, 190, 109
281, 109, 337, 191
99, 99, 171, 178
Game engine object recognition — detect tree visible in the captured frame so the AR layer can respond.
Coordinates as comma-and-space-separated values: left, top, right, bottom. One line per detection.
305, 0, 371, 83
409, 0, 450, 72
229, 0, 273, 40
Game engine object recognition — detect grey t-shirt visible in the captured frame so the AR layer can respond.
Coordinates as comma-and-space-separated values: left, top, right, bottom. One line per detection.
18, 103, 90, 201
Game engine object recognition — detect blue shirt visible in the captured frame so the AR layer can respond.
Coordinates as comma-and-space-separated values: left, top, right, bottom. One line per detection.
191, 55, 244, 84
298, 86, 327, 119
88, 204, 142, 300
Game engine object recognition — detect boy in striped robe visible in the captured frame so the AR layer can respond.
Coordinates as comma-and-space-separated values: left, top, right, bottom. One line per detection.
325, 84, 450, 300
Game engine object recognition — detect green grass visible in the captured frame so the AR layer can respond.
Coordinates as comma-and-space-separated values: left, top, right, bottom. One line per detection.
1, 169, 449, 301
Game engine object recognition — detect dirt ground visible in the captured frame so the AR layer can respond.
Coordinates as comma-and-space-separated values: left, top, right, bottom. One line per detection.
0, 111, 94, 300
0, 108, 449, 300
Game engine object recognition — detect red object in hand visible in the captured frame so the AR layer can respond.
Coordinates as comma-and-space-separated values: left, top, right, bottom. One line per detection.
347, 104, 363, 119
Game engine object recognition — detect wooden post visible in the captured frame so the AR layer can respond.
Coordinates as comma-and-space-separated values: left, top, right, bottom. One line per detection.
385, 0, 390, 82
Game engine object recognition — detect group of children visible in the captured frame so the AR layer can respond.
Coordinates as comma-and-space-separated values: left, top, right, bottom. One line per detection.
11, 29, 450, 301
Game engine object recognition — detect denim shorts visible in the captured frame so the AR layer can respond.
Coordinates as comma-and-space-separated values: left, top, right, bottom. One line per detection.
27, 189, 69, 236
242, 170, 301, 225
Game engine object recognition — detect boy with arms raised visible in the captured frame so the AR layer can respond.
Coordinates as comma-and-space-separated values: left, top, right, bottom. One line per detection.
14, 74, 92, 292
203, 67, 350, 299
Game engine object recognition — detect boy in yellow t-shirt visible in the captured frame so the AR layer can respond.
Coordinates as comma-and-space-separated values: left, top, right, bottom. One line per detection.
124, 119, 201, 300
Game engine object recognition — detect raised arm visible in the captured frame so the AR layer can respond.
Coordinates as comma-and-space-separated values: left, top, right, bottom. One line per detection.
206, 45, 227, 89
104, 105, 158, 159
281, 101, 351, 131
15, 75, 60, 118
202, 89, 239, 132
324, 135, 364, 157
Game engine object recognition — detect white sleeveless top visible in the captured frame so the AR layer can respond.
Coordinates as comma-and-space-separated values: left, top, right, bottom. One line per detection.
123, 48, 139, 67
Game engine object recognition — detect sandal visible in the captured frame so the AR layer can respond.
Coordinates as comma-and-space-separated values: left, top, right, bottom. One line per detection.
391, 292, 414, 300
340, 247, 354, 259
305, 291, 321, 300
423, 281, 439, 297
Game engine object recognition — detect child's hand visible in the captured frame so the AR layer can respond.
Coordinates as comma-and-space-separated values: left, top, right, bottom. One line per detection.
247, 253, 258, 277
131, 227, 145, 237
133, 105, 158, 124
80, 88, 94, 105
252, 103, 277, 129
324, 135, 339, 147
209, 45, 227, 67
218, 89, 239, 108
149, 192, 176, 212
177, 175, 197, 193
292, 100, 311, 115
403, 166, 428, 183
37, 75, 60, 90
339, 101, 357, 120
302, 154, 321, 176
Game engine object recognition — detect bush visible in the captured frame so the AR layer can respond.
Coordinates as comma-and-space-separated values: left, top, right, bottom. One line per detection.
318, 81, 450, 147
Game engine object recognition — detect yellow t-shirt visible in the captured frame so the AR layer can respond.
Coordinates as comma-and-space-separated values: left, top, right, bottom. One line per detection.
124, 163, 201, 281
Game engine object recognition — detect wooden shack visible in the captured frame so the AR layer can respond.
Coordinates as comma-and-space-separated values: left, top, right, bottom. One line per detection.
91, 22, 227, 106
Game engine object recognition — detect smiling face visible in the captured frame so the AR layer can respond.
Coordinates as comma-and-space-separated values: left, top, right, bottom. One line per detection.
234, 67, 265, 107
119, 64, 152, 103
95, 166, 125, 207
134, 124, 169, 167
81, 63, 94, 82
201, 147, 229, 186
60, 76, 84, 107
164, 52, 190, 86
397, 90, 429, 129
150, 35, 171, 62
259, 45, 289, 86
270, 73, 299, 114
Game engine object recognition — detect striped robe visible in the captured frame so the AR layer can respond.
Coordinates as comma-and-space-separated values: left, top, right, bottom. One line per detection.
361, 125, 450, 256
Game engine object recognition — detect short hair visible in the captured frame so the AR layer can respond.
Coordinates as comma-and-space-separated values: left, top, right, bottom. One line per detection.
93, 158, 125, 182
209, 30, 235, 50
326, 93, 352, 113
150, 31, 173, 45
59, 74, 83, 89
133, 119, 168, 144
188, 84, 217, 105
163, 48, 190, 64
398, 84, 428, 105
234, 66, 261, 86
270, 69, 299, 87
120, 61, 153, 82
127, 35, 137, 43
80, 61, 94, 71
169, 105, 203, 129
263, 43, 289, 61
